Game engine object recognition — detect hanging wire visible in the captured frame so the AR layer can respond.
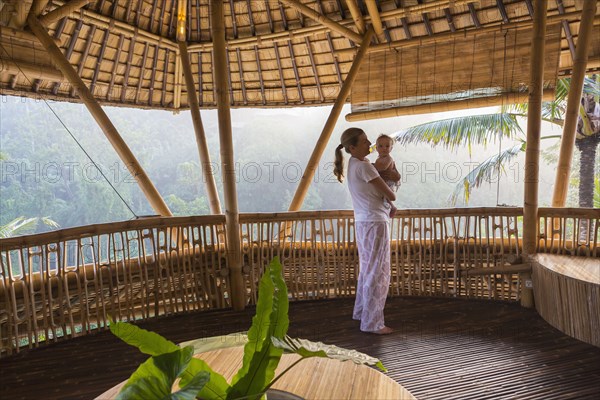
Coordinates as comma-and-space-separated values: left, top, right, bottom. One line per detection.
0, 41, 139, 218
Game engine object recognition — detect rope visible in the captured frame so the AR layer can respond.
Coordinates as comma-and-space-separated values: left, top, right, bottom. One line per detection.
0, 41, 138, 218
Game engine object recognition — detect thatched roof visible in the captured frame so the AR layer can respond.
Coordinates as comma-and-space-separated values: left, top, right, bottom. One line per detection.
0, 0, 598, 111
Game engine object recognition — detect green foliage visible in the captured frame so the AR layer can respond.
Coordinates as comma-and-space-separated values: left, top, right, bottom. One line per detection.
109, 320, 230, 399
109, 257, 385, 400
395, 76, 600, 205
449, 142, 525, 205
116, 347, 210, 400
227, 258, 289, 399
395, 113, 523, 155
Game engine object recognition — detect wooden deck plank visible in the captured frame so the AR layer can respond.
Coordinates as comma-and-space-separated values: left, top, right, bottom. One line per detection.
1, 297, 599, 400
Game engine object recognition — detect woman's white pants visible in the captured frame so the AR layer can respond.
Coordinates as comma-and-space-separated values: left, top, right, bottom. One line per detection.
352, 221, 391, 332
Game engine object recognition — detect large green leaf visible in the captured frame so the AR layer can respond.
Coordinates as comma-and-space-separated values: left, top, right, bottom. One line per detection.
271, 336, 387, 373
110, 321, 179, 355
117, 347, 210, 400
227, 257, 290, 400
110, 320, 230, 399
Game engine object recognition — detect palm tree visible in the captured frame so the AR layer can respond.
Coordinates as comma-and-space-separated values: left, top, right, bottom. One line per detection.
394, 77, 600, 207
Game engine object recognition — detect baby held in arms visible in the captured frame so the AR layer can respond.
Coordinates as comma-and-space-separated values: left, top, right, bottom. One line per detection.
373, 134, 401, 218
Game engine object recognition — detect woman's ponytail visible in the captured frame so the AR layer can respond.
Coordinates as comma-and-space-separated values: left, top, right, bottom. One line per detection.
333, 127, 365, 183
333, 144, 345, 183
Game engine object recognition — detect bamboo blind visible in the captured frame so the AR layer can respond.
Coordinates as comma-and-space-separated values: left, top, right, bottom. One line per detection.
351, 24, 563, 113
1, 208, 599, 356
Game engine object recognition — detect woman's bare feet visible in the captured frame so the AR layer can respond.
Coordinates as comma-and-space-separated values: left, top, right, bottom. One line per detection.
373, 326, 394, 335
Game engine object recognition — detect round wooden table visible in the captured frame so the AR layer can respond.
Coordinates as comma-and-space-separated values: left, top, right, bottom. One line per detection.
96, 346, 416, 399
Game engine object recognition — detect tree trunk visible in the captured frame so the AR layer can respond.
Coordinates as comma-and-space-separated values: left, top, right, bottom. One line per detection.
576, 135, 600, 208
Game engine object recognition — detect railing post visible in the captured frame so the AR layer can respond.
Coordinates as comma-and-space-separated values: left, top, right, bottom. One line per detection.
522, 0, 548, 309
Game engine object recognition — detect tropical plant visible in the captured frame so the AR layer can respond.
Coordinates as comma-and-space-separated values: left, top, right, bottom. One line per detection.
0, 216, 60, 238
109, 257, 385, 400
394, 76, 600, 206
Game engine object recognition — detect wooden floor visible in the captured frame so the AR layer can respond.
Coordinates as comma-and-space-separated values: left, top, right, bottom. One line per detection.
1, 297, 600, 400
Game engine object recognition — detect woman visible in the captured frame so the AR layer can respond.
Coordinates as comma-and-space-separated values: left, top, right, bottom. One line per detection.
334, 127, 398, 334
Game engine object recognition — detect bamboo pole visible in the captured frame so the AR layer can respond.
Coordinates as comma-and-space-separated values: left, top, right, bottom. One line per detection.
365, 0, 385, 43
176, 0, 187, 43
174, 47, 182, 109
288, 28, 375, 212
211, 0, 244, 310
345, 0, 365, 34
179, 41, 222, 214
522, 0, 548, 308
346, 90, 556, 121
278, 0, 363, 44
28, 0, 50, 18
27, 15, 173, 217
551, 1, 597, 208
9, 0, 33, 29
38, 0, 91, 27
0, 58, 63, 81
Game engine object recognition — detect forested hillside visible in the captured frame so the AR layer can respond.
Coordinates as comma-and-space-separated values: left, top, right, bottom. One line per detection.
1, 96, 563, 233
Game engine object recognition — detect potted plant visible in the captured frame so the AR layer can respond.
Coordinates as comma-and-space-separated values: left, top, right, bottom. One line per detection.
109, 257, 386, 400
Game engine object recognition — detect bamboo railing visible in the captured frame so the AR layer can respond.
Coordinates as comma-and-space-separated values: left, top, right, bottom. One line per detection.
1, 208, 598, 356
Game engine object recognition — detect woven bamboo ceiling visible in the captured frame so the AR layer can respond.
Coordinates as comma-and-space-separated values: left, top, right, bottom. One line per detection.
0, 0, 598, 111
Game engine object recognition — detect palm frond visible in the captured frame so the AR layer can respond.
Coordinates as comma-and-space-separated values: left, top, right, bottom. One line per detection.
583, 76, 600, 97
449, 142, 525, 205
555, 78, 570, 104
503, 94, 565, 126
394, 113, 523, 154
501, 103, 528, 116
0, 217, 60, 238
0, 217, 39, 239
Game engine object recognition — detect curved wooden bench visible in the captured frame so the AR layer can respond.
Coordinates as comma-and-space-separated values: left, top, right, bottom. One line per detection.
533, 254, 600, 347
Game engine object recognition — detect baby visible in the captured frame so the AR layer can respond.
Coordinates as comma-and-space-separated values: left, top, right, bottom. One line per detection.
374, 134, 400, 218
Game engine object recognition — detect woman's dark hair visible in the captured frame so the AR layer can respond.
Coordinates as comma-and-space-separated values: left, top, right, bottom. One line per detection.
333, 127, 365, 183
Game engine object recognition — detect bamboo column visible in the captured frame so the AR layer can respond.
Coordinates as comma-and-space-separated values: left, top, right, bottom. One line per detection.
27, 15, 173, 217
176, 1, 222, 214
288, 28, 375, 212
211, 0, 244, 310
522, 0, 548, 309
551, 0, 597, 208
